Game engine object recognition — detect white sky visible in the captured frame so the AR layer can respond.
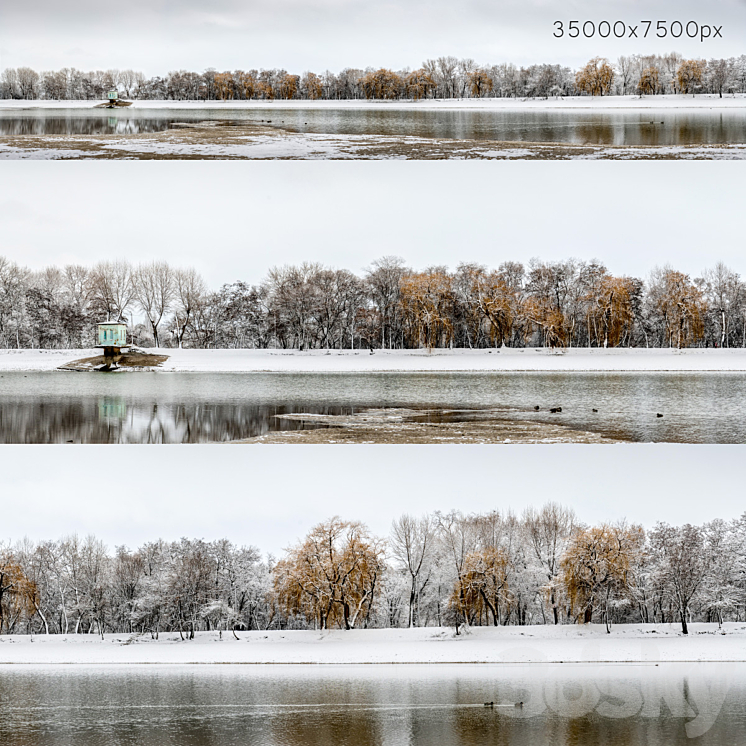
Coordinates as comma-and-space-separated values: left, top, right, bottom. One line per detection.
1, 0, 744, 75
1, 162, 745, 286
1, 444, 742, 557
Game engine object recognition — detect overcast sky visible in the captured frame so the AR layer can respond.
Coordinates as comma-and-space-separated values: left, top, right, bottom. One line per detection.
1, 0, 745, 75
1, 162, 744, 286
1, 444, 742, 556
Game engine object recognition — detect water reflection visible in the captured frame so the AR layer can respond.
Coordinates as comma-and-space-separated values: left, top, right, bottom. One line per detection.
0, 664, 742, 746
1, 107, 745, 144
0, 370, 744, 443
0, 114, 175, 135
98, 397, 127, 422
0, 398, 344, 443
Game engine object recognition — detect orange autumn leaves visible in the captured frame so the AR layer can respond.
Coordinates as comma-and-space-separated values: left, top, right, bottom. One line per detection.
395, 265, 704, 350
576, 56, 707, 97
561, 523, 646, 633
273, 518, 386, 631
575, 57, 615, 96
0, 550, 36, 633
274, 516, 650, 633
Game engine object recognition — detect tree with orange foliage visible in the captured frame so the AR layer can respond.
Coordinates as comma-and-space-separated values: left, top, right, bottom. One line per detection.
637, 66, 660, 96
360, 69, 402, 100
214, 72, 236, 100
575, 57, 615, 96
0, 548, 36, 633
277, 74, 299, 100
273, 518, 386, 630
405, 69, 435, 101
588, 275, 638, 347
454, 546, 511, 626
301, 72, 323, 100
235, 70, 258, 100
455, 264, 519, 347
522, 300, 567, 348
647, 267, 706, 348
677, 59, 705, 95
523, 260, 578, 348
467, 68, 493, 98
257, 81, 274, 100
561, 523, 645, 632
478, 275, 518, 346
400, 269, 454, 349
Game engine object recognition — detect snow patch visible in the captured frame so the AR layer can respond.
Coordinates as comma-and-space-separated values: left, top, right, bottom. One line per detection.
2, 94, 745, 112
1, 624, 744, 665
4, 347, 746, 373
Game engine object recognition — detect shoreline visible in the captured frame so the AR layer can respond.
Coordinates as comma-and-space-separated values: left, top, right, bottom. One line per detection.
1, 624, 744, 665
4, 347, 746, 373
2, 94, 745, 111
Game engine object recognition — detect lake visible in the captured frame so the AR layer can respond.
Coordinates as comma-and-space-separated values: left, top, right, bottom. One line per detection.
0, 663, 741, 745
0, 371, 744, 443
1, 107, 745, 145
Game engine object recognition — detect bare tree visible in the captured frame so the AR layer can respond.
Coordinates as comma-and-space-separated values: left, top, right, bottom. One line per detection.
89, 260, 135, 322
436, 57, 459, 98
366, 256, 407, 349
390, 514, 437, 627
524, 503, 577, 624
702, 262, 744, 348
172, 267, 207, 348
435, 511, 479, 631
616, 55, 634, 95
133, 262, 175, 347
649, 523, 710, 635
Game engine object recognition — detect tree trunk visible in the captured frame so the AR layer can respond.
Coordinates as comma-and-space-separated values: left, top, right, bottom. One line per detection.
38, 609, 49, 635
408, 580, 416, 628
551, 589, 559, 625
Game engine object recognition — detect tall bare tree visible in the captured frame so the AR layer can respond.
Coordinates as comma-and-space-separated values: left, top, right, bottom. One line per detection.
524, 503, 577, 624
172, 267, 207, 348
390, 514, 437, 627
133, 261, 175, 347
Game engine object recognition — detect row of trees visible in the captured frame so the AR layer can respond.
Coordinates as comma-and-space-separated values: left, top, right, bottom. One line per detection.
576, 53, 742, 97
2, 255, 745, 350
0, 257, 205, 349
2, 505, 744, 637
2, 54, 746, 101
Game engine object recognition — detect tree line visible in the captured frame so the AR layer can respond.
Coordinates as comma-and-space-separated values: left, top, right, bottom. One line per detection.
2, 53, 745, 101
2, 504, 744, 638
2, 255, 746, 351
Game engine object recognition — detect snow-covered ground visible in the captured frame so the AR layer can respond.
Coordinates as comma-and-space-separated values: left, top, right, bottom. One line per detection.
4, 138, 744, 160
0, 624, 743, 665
4, 347, 746, 373
1, 94, 745, 111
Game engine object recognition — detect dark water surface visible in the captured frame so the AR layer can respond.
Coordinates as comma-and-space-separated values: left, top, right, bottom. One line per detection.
0, 371, 744, 443
1, 106, 745, 145
0, 664, 743, 745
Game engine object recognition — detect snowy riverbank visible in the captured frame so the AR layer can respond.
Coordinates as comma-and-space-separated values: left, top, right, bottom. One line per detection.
2, 94, 745, 111
0, 624, 744, 665
4, 347, 746, 373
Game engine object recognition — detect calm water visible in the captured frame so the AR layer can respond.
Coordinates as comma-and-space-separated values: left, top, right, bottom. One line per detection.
1, 107, 745, 145
0, 664, 743, 745
0, 371, 744, 443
